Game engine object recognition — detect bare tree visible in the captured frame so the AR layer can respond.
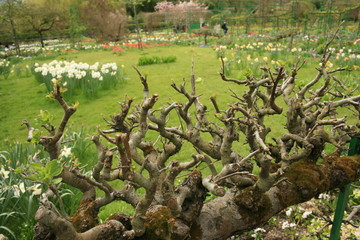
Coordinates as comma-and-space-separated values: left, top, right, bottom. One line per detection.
24, 36, 360, 240
22, 3, 62, 48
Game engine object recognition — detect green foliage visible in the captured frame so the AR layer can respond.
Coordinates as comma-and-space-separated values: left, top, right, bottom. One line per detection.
138, 55, 177, 66
0, 59, 11, 79
69, 4, 85, 46
36, 109, 54, 125
0, 144, 43, 240
15, 159, 63, 185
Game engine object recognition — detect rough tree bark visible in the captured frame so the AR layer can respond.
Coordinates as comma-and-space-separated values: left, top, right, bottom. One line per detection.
23, 34, 360, 240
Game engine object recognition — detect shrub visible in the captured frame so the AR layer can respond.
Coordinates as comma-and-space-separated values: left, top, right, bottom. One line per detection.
0, 59, 11, 79
138, 55, 176, 66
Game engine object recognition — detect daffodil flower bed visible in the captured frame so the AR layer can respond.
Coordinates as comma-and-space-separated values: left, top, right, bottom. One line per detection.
0, 59, 11, 79
32, 60, 125, 98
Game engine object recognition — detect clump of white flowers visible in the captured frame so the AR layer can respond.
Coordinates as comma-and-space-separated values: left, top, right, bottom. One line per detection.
318, 193, 331, 201
251, 228, 266, 238
33, 60, 124, 98
302, 211, 312, 219
281, 220, 297, 229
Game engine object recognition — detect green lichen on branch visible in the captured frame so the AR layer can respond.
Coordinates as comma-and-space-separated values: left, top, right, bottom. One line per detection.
282, 159, 329, 202
234, 185, 272, 222
70, 199, 99, 232
140, 205, 175, 240
277, 155, 360, 208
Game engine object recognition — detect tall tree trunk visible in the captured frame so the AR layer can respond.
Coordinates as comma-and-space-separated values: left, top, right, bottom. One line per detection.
39, 31, 45, 48
134, 4, 142, 49
9, 18, 20, 55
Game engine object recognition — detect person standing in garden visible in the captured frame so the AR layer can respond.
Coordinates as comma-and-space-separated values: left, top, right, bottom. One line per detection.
221, 21, 228, 35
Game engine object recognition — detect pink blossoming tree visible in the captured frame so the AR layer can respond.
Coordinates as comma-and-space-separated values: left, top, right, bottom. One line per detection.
154, 1, 209, 30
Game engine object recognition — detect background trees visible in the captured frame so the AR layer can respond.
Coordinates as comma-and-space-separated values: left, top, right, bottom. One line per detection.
80, 0, 127, 40
22, 1, 64, 47
0, 0, 23, 54
0, 0, 359, 46
154, 1, 210, 30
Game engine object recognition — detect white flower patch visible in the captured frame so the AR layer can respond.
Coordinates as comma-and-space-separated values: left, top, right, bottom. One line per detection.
29, 184, 42, 195
33, 60, 122, 96
13, 182, 26, 197
285, 207, 293, 216
302, 211, 312, 219
0, 167, 10, 179
318, 193, 331, 201
281, 220, 296, 229
91, 71, 101, 79
60, 146, 72, 158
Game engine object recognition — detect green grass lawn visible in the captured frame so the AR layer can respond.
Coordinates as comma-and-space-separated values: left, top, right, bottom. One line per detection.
0, 46, 229, 144
1, 43, 358, 150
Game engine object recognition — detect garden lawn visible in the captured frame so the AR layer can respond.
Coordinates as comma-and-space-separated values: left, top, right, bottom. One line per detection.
0, 45, 227, 145
1, 43, 358, 151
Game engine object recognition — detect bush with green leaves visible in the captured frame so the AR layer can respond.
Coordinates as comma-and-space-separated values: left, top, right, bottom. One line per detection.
138, 55, 176, 66
0, 127, 99, 240
0, 59, 11, 79
0, 145, 43, 240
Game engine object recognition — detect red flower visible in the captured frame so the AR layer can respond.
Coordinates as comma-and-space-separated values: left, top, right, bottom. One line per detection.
112, 46, 123, 53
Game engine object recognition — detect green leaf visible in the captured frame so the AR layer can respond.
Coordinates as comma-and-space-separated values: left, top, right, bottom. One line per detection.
46, 92, 54, 99
30, 163, 45, 172
50, 177, 63, 185
60, 87, 68, 93
45, 160, 63, 177
31, 129, 41, 143
38, 110, 53, 124
26, 174, 41, 181
277, 60, 286, 66
14, 167, 23, 173
72, 101, 79, 108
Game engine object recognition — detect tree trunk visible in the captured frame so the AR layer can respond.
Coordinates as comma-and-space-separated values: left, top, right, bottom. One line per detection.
133, 4, 142, 49
34, 155, 360, 240
9, 17, 20, 55
39, 31, 45, 48
192, 155, 360, 239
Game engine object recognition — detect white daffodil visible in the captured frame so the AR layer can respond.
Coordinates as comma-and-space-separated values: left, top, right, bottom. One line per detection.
285, 207, 292, 216
254, 228, 266, 233
60, 146, 72, 158
302, 211, 312, 219
0, 167, 10, 179
13, 182, 26, 197
281, 221, 296, 229
318, 193, 331, 201
29, 184, 42, 195
19, 182, 26, 193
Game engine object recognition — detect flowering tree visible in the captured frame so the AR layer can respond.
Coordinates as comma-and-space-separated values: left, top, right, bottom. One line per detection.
19, 35, 360, 240
154, 0, 210, 29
